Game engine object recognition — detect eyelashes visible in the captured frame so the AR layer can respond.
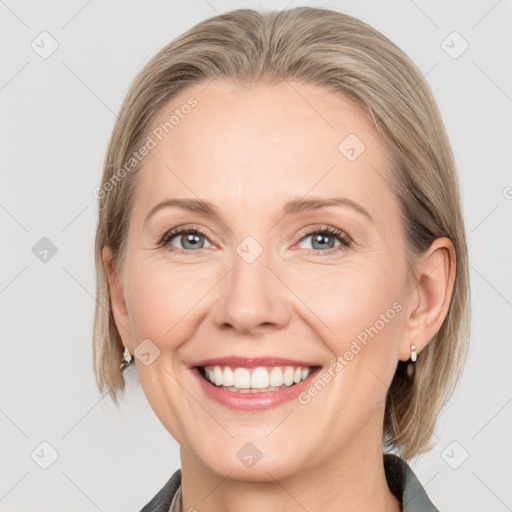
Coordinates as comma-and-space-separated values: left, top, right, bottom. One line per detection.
298, 226, 351, 254
160, 226, 213, 255
159, 224, 351, 256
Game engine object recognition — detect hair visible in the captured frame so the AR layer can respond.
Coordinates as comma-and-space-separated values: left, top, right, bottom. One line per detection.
93, 6, 470, 459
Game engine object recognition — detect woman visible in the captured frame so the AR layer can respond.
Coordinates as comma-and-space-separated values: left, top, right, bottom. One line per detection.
93, 7, 470, 511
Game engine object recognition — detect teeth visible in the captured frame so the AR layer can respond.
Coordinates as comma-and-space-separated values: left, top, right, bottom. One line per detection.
251, 367, 269, 388
283, 366, 294, 386
233, 368, 251, 389
202, 365, 312, 391
214, 366, 223, 386
223, 367, 234, 387
269, 367, 284, 387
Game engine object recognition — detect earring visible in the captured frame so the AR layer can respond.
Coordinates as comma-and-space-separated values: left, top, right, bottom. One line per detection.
406, 344, 417, 379
120, 347, 133, 370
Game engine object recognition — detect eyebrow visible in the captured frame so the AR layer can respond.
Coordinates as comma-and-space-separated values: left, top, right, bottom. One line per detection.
282, 196, 373, 222
144, 195, 373, 226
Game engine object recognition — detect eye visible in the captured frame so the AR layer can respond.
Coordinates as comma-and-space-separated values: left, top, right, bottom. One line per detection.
296, 226, 351, 255
160, 226, 213, 254
159, 224, 351, 256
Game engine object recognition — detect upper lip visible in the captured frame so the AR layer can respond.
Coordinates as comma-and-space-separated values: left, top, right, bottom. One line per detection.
190, 356, 321, 368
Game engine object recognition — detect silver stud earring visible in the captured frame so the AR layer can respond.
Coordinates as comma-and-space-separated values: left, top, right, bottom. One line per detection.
120, 347, 133, 370
407, 344, 417, 379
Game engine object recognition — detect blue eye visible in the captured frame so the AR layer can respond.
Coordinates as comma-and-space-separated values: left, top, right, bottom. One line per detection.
161, 227, 212, 254
298, 227, 350, 255
160, 225, 350, 256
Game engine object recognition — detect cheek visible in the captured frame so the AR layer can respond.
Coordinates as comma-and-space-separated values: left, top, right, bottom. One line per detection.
293, 258, 404, 329
125, 257, 216, 345
125, 241, 407, 361
289, 257, 406, 381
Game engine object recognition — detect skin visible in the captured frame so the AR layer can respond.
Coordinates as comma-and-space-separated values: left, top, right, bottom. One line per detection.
104, 79, 456, 512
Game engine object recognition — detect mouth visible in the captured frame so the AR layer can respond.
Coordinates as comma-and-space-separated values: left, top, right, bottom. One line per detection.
197, 364, 322, 393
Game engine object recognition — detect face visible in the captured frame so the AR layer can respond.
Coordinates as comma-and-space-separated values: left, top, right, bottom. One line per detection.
108, 79, 416, 480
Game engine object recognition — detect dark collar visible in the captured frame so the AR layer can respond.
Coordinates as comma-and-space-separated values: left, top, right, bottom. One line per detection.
140, 453, 440, 511
139, 469, 180, 512
383, 453, 440, 511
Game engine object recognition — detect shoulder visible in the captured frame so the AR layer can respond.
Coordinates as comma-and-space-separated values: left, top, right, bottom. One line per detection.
139, 468, 182, 512
384, 453, 441, 512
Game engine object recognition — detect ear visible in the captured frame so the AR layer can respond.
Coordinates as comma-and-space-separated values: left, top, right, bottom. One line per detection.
399, 237, 456, 361
102, 246, 133, 352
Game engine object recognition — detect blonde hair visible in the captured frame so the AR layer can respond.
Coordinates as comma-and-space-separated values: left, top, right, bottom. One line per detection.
93, 7, 470, 459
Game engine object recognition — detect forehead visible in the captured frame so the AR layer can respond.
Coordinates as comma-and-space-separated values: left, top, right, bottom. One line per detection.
133, 79, 395, 221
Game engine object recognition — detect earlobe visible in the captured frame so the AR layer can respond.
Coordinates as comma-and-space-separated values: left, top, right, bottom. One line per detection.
399, 237, 456, 361
102, 247, 132, 349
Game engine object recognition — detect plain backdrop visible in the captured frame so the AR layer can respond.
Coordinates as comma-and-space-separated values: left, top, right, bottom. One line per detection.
1, 1, 511, 511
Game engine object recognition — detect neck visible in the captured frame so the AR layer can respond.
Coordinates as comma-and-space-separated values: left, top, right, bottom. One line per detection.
179, 420, 401, 512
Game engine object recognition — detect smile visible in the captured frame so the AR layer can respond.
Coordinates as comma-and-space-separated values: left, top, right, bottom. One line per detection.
200, 365, 313, 392
191, 364, 322, 410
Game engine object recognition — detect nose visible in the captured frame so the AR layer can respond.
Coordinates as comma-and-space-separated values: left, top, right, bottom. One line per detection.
211, 244, 291, 336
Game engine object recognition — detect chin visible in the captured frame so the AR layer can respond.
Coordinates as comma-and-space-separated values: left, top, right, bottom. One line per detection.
193, 438, 310, 482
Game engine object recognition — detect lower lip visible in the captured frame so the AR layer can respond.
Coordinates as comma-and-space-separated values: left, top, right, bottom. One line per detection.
191, 367, 321, 411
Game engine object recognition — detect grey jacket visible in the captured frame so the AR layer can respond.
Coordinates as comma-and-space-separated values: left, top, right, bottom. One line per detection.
139, 453, 440, 511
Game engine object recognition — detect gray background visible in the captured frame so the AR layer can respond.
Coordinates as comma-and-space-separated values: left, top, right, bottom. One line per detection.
1, 0, 511, 510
